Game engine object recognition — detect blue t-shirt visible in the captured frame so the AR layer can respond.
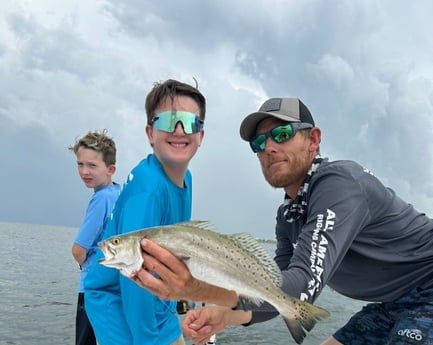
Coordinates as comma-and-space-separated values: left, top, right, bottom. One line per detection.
85, 154, 192, 345
75, 182, 120, 292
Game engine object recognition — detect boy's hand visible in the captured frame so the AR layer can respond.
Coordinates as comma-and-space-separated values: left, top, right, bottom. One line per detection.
132, 239, 200, 301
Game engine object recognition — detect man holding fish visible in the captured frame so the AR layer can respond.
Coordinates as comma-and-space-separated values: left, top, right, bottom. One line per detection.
107, 97, 433, 345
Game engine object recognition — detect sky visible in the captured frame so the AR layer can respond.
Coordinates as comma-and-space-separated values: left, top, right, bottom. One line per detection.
1, 0, 433, 239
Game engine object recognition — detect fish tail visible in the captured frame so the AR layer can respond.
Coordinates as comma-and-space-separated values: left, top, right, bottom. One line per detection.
282, 317, 306, 344
281, 300, 330, 344
299, 301, 330, 331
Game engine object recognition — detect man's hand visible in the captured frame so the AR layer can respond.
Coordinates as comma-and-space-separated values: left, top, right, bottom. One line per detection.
182, 306, 230, 345
182, 306, 253, 344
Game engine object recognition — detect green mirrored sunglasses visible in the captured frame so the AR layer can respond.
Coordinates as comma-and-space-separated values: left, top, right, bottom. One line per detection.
152, 111, 204, 134
249, 122, 313, 153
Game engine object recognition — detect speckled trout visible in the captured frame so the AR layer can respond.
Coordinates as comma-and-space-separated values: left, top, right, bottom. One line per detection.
98, 220, 330, 344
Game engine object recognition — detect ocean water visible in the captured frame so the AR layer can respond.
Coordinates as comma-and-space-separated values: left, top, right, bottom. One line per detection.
0, 222, 365, 345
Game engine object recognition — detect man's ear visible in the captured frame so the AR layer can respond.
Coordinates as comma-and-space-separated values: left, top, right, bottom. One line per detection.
309, 127, 321, 153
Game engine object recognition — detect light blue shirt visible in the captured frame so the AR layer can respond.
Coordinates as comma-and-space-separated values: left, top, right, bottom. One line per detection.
75, 183, 120, 292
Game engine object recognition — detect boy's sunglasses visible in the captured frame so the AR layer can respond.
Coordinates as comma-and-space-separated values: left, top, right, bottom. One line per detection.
152, 111, 204, 134
249, 122, 313, 153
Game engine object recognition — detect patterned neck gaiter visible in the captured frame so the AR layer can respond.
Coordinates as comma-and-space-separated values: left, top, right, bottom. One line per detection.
282, 155, 323, 223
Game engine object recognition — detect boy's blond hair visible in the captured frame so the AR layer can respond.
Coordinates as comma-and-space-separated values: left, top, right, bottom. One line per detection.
69, 129, 117, 166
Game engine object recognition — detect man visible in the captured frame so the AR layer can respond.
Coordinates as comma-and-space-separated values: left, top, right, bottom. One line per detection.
85, 79, 206, 345
135, 98, 433, 345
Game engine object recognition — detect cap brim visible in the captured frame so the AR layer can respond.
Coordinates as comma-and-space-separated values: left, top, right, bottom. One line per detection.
239, 111, 301, 141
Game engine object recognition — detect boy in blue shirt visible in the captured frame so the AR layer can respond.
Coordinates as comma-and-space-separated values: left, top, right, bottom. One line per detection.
69, 130, 120, 345
85, 79, 206, 345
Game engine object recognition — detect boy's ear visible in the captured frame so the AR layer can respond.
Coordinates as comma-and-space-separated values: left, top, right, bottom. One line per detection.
108, 164, 116, 175
145, 124, 154, 145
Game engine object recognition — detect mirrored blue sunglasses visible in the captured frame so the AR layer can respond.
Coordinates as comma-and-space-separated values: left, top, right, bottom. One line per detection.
250, 122, 313, 153
152, 111, 204, 134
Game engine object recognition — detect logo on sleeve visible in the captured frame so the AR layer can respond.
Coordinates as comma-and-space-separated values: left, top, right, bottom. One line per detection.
301, 209, 335, 301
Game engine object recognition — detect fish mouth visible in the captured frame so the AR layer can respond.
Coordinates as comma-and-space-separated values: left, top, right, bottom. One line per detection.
97, 241, 117, 261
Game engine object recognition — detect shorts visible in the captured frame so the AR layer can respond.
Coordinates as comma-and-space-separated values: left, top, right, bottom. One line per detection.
76, 292, 96, 345
333, 287, 433, 344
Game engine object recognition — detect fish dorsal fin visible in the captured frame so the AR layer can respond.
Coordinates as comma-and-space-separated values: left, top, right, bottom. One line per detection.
229, 232, 283, 287
176, 220, 213, 230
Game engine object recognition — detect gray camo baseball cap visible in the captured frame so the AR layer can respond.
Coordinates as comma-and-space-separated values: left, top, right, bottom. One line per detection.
239, 97, 315, 141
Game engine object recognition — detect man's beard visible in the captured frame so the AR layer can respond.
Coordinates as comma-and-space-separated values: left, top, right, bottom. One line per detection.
261, 150, 311, 188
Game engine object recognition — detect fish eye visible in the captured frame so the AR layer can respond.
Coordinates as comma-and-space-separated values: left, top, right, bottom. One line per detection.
112, 238, 120, 245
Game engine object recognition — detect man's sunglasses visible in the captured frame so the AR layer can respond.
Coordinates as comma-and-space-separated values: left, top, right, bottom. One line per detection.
249, 122, 313, 153
152, 111, 204, 134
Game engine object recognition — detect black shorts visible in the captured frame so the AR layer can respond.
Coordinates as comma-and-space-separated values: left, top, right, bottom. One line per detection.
76, 292, 96, 345
333, 287, 433, 344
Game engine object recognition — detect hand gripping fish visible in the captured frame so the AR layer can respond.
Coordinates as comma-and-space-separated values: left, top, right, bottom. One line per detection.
98, 221, 330, 344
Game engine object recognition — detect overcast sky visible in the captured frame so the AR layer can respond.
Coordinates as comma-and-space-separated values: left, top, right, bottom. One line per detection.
1, 0, 433, 238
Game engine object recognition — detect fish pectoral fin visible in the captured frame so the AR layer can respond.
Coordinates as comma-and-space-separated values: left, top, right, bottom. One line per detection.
177, 254, 190, 262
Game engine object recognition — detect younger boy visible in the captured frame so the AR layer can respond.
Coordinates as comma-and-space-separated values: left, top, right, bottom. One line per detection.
69, 130, 121, 345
